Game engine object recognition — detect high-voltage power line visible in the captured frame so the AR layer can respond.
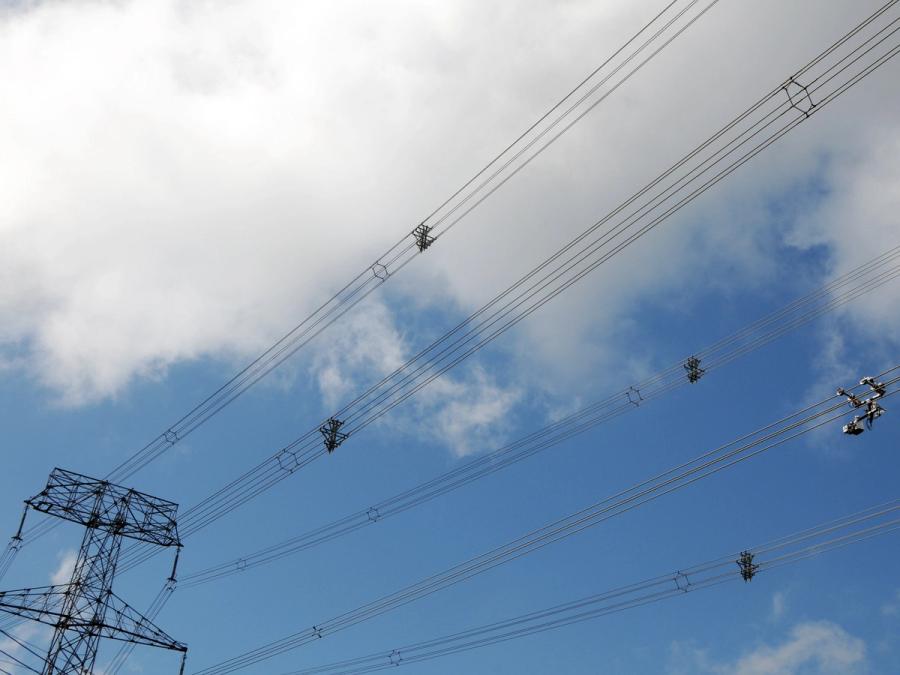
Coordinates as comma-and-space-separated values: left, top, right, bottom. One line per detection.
191, 369, 898, 674
1, 0, 718, 569
1, 5, 727, 669
115, 1, 900, 577
100, 243, 900, 674
168, 244, 900, 589
7, 2, 900, 673
278, 500, 900, 675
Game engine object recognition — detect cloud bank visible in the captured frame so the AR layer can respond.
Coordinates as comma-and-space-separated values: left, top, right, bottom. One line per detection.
669, 620, 867, 675
1, 0, 898, 432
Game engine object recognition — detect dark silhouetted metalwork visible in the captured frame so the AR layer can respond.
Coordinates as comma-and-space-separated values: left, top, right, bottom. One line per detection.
0, 468, 187, 674
864, 399, 885, 429
861, 376, 887, 398
836, 386, 863, 408
371, 263, 389, 281
412, 223, 435, 252
320, 418, 349, 453
736, 550, 758, 582
625, 386, 643, 407
673, 571, 691, 593
839, 375, 888, 435
843, 416, 865, 435
683, 356, 705, 383
782, 75, 816, 117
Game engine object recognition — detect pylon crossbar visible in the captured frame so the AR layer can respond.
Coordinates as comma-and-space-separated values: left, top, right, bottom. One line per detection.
0, 587, 184, 652
26, 468, 179, 547
0, 585, 68, 624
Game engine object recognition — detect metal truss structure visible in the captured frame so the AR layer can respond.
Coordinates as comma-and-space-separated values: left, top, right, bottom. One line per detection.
736, 550, 759, 582
839, 375, 888, 435
0, 468, 187, 674
319, 417, 349, 453
683, 356, 705, 383
412, 223, 435, 252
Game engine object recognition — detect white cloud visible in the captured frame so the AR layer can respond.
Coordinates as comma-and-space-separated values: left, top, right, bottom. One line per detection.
882, 589, 900, 617
0, 0, 897, 413
788, 130, 900, 336
0, 621, 46, 675
770, 591, 787, 621
50, 548, 78, 585
669, 621, 867, 675
309, 298, 520, 454
423, 366, 521, 457
729, 622, 866, 675
804, 330, 858, 398
309, 299, 408, 409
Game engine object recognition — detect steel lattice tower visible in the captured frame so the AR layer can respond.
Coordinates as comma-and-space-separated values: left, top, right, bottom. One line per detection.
0, 468, 187, 674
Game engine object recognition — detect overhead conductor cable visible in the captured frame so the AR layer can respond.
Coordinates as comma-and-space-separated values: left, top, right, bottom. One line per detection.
116, 0, 900, 572
165, 243, 900, 589
4, 0, 720, 565
190, 368, 899, 674
278, 501, 900, 675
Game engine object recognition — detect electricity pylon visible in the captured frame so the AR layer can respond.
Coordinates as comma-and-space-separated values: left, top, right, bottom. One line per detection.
0, 468, 187, 674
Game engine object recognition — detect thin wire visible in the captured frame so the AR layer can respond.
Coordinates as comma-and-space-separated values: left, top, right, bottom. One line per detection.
191, 374, 898, 674
429, 0, 722, 239
174, 252, 900, 588
279, 516, 899, 675
0, 628, 44, 675
117, 2, 900, 573
6, 0, 715, 559
421, 0, 687, 228
105, 583, 176, 674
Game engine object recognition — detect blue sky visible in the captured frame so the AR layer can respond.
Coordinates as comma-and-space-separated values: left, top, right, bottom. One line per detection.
1, 1, 899, 674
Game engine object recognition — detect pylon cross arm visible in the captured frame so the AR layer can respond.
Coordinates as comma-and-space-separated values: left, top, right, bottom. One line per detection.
25, 468, 180, 547
97, 592, 186, 651
0, 585, 68, 625
0, 585, 185, 653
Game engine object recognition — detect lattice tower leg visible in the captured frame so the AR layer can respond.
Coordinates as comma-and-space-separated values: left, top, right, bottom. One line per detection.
44, 491, 125, 675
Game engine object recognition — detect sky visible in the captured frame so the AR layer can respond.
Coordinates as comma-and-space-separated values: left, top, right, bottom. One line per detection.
0, 0, 899, 673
